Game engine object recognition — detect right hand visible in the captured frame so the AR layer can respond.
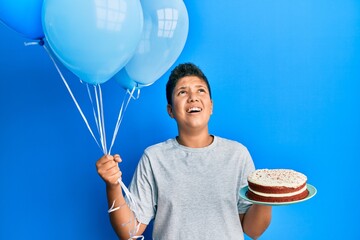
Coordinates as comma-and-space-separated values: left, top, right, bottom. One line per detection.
96, 154, 122, 186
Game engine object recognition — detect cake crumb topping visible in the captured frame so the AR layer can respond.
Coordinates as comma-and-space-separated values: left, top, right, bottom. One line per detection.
248, 169, 307, 187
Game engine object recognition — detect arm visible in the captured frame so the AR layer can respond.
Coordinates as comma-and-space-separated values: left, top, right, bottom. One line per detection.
240, 204, 272, 239
96, 154, 147, 239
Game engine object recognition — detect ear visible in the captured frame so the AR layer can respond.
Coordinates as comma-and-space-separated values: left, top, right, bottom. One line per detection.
167, 104, 174, 118
210, 100, 213, 115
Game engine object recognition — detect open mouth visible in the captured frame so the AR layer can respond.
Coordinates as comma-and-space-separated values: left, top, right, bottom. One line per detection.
187, 107, 202, 113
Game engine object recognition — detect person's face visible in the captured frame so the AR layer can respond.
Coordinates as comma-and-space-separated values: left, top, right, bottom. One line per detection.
167, 76, 213, 131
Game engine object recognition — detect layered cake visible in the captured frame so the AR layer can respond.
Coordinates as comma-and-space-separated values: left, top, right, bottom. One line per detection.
246, 169, 309, 202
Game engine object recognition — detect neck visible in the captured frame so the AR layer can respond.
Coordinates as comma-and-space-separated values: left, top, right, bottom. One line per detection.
176, 133, 214, 148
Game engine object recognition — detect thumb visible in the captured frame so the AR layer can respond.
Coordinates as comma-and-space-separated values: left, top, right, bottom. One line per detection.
113, 154, 122, 163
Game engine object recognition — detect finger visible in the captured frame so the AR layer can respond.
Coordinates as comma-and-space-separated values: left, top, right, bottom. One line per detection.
99, 160, 119, 174
98, 165, 120, 182
96, 154, 114, 168
113, 154, 122, 163
113, 170, 122, 181
108, 170, 122, 185
107, 163, 120, 175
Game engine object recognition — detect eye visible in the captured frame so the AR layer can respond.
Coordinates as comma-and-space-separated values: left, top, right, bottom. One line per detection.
177, 90, 187, 96
198, 88, 206, 93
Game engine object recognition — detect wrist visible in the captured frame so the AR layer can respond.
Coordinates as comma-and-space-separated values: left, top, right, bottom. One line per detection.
106, 181, 120, 191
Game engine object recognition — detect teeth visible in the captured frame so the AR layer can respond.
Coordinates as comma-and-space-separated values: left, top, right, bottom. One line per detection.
187, 107, 202, 113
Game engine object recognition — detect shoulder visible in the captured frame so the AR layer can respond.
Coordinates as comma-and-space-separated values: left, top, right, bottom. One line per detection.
215, 136, 249, 152
213, 136, 255, 172
214, 136, 253, 163
135, 139, 175, 170
142, 138, 177, 158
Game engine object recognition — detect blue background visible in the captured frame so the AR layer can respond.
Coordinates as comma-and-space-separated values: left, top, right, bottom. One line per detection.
1, 0, 359, 239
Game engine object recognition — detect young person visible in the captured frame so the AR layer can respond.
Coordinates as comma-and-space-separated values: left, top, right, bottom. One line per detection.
96, 63, 272, 239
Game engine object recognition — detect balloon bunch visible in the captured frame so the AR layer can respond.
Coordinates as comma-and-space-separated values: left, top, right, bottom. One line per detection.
0, 0, 189, 151
1, 1, 188, 238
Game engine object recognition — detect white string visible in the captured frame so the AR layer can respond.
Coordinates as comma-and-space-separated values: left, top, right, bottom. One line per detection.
85, 84, 101, 139
39, 40, 143, 239
129, 88, 141, 100
108, 199, 127, 213
108, 86, 137, 154
98, 85, 108, 153
94, 84, 108, 154
24, 42, 40, 46
106, 179, 143, 239
42, 43, 101, 150
91, 84, 142, 238
94, 85, 108, 154
120, 179, 143, 240
129, 236, 144, 240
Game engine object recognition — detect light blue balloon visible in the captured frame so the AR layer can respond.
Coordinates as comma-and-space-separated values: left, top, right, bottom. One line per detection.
114, 68, 154, 90
0, 0, 44, 39
42, 0, 143, 85
114, 69, 139, 90
123, 0, 189, 85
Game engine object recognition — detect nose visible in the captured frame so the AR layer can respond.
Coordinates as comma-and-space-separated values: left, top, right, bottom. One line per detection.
187, 91, 199, 102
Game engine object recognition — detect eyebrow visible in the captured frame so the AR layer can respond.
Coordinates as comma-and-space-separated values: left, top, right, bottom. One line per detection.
175, 84, 208, 91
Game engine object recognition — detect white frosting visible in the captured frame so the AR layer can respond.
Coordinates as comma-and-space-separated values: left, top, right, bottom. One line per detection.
247, 169, 307, 188
248, 185, 307, 198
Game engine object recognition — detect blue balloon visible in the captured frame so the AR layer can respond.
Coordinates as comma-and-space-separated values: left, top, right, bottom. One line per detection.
114, 68, 154, 90
0, 0, 44, 39
42, 0, 143, 85
122, 0, 189, 85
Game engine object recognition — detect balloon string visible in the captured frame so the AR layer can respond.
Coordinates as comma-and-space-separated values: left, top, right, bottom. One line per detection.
128, 81, 154, 100
104, 86, 142, 239
42, 43, 101, 150
108, 86, 136, 154
85, 84, 101, 140
129, 88, 141, 100
106, 178, 143, 240
94, 85, 108, 154
98, 85, 107, 153
121, 178, 143, 240
41, 41, 142, 239
24, 39, 44, 47
106, 177, 143, 239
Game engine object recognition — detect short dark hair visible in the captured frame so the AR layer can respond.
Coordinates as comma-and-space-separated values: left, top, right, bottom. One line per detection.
166, 63, 212, 105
